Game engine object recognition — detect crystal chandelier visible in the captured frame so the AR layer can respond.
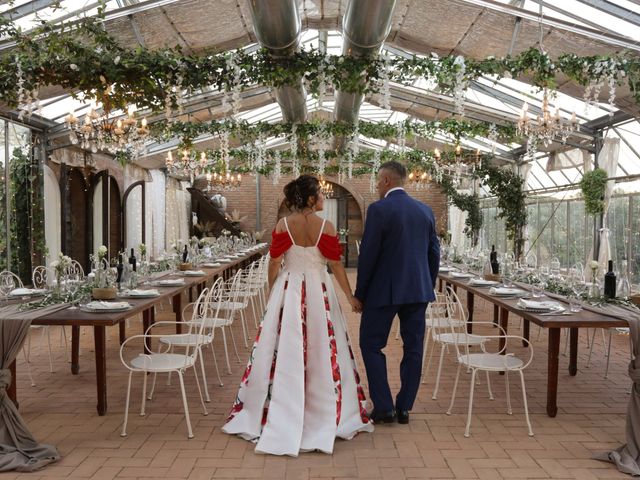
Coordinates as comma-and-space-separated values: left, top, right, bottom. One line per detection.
205, 171, 242, 192
65, 102, 149, 154
319, 178, 334, 198
517, 89, 578, 146
165, 148, 209, 183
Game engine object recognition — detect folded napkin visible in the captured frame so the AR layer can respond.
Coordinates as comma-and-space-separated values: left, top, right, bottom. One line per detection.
183, 270, 205, 275
451, 272, 474, 278
86, 301, 130, 310
517, 299, 562, 310
468, 278, 499, 287
125, 289, 160, 297
156, 279, 185, 286
489, 287, 526, 296
202, 263, 221, 268
10, 288, 46, 296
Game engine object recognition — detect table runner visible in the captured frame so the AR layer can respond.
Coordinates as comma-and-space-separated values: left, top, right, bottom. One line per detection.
0, 303, 67, 472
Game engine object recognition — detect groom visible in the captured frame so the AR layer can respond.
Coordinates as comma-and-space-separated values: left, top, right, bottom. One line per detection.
354, 161, 440, 425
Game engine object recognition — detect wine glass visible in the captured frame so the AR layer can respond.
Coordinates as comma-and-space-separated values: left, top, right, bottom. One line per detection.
538, 266, 550, 291
0, 277, 14, 305
502, 261, 513, 287
550, 257, 561, 279
66, 273, 80, 309
568, 267, 586, 312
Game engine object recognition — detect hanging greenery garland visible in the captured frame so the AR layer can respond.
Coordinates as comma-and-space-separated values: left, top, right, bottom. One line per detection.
0, 15, 638, 116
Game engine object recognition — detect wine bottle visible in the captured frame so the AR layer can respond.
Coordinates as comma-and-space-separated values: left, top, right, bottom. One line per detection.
490, 245, 500, 274
604, 259, 616, 299
116, 253, 124, 287
182, 244, 189, 263
129, 248, 137, 272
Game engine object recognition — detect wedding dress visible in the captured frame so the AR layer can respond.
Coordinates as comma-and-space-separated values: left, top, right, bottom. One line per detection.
222, 218, 373, 456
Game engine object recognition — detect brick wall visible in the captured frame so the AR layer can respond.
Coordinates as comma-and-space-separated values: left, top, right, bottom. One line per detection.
203, 174, 448, 264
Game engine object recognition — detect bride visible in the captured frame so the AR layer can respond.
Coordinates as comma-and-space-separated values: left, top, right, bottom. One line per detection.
222, 174, 374, 456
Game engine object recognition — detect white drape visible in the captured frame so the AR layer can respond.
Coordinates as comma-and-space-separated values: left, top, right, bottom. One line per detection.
517, 163, 533, 259
125, 185, 143, 254
449, 189, 471, 253
165, 178, 190, 249
43, 166, 60, 266
148, 170, 165, 258
598, 138, 620, 269
92, 178, 103, 255
318, 198, 338, 226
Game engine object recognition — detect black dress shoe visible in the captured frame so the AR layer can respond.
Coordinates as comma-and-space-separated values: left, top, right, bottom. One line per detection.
397, 410, 410, 424
369, 409, 396, 424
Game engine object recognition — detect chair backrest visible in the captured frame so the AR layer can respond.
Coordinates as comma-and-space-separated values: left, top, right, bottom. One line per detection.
67, 260, 85, 278
32, 266, 50, 288
427, 292, 449, 329
228, 269, 245, 303
445, 286, 471, 356
0, 270, 24, 289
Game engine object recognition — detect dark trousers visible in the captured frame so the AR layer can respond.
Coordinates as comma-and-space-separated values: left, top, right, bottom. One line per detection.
359, 302, 427, 413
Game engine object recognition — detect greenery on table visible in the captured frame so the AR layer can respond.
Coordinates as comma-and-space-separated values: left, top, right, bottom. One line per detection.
579, 168, 608, 216
18, 282, 93, 312
149, 259, 172, 274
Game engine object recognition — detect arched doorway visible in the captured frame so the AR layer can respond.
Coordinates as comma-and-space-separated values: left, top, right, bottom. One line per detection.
277, 181, 363, 267
89, 172, 123, 263
61, 167, 89, 272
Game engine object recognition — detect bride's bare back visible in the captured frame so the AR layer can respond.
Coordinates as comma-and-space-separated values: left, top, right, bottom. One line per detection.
275, 213, 336, 247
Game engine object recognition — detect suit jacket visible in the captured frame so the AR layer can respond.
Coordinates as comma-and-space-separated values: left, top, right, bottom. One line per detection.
355, 189, 440, 308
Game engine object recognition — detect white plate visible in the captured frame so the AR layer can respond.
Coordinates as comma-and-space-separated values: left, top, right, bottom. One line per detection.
152, 279, 185, 287
119, 290, 160, 298
10, 288, 47, 297
450, 272, 474, 279
81, 301, 132, 313
516, 299, 564, 313
182, 270, 206, 276
202, 263, 221, 268
468, 279, 500, 287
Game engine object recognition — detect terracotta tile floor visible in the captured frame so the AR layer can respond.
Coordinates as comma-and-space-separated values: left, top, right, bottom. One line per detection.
9, 271, 632, 479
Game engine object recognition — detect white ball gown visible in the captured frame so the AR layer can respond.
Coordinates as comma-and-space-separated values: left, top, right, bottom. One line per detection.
222, 220, 374, 456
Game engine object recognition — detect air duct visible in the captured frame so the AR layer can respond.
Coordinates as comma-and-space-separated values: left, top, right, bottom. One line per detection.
334, 0, 397, 127
248, 0, 307, 123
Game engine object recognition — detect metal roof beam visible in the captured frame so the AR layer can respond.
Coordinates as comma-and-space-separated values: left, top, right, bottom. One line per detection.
583, 110, 634, 131
574, 0, 640, 27
457, 0, 640, 52
1, 0, 58, 21
528, 0, 622, 35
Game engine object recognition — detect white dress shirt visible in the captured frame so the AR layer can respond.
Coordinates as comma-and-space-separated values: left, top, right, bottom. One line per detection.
385, 187, 406, 198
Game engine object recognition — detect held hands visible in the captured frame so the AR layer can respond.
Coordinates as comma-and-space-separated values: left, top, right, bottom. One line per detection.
349, 294, 363, 313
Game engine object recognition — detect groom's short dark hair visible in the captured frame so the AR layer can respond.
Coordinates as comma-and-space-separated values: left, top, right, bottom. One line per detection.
379, 161, 407, 183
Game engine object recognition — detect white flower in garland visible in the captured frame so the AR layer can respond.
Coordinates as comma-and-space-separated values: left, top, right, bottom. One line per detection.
370, 149, 381, 193
379, 52, 392, 111
316, 123, 328, 176
348, 122, 359, 179
272, 150, 282, 185
487, 123, 498, 154
220, 130, 230, 173
396, 121, 406, 151
255, 132, 266, 170
452, 55, 468, 116
290, 124, 299, 178
317, 54, 327, 108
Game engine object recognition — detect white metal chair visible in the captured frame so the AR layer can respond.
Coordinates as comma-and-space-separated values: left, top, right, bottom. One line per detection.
445, 297, 535, 437
119, 287, 210, 439
66, 259, 85, 278
424, 288, 490, 401
209, 269, 250, 348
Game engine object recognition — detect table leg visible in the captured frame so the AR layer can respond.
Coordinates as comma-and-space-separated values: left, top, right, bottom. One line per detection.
438, 278, 443, 293
8, 360, 17, 408
547, 328, 560, 417
493, 305, 499, 328
71, 325, 80, 375
142, 309, 152, 354
523, 319, 530, 347
569, 328, 579, 376
466, 292, 474, 333
173, 293, 182, 334
119, 321, 126, 345
94, 326, 107, 416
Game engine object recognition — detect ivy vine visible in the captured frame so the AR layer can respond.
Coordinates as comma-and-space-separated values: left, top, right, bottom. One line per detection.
580, 168, 608, 216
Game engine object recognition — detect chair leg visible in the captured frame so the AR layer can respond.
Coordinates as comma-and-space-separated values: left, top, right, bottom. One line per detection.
505, 371, 512, 414
166, 345, 175, 385
485, 370, 494, 400
148, 372, 158, 400
604, 330, 613, 379
191, 363, 209, 415
238, 310, 248, 348
209, 342, 224, 386
432, 344, 446, 400
249, 296, 258, 329
46, 327, 54, 373
177, 371, 194, 439
519, 370, 534, 437
464, 369, 478, 438
121, 371, 133, 437
228, 320, 241, 363
140, 369, 148, 416
21, 346, 36, 387
587, 327, 597, 368
220, 327, 232, 374
198, 352, 211, 402
446, 363, 462, 415
420, 328, 432, 383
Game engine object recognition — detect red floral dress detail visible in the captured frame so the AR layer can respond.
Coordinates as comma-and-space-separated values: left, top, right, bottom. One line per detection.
322, 282, 343, 426
317, 234, 343, 261
269, 230, 293, 258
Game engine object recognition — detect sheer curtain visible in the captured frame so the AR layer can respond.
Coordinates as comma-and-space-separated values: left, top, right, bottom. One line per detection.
43, 166, 60, 267
318, 198, 337, 226
148, 170, 165, 258
449, 189, 471, 253
92, 178, 103, 255
165, 178, 190, 249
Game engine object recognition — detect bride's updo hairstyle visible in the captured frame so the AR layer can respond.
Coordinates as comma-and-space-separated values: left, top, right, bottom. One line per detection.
284, 175, 321, 211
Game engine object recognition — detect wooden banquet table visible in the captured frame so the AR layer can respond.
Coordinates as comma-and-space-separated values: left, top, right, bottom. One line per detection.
6, 246, 267, 416
438, 271, 628, 418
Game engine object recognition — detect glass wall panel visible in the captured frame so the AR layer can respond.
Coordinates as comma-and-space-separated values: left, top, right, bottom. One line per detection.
537, 202, 554, 265
630, 196, 640, 285
551, 202, 569, 267
608, 196, 630, 275
567, 200, 590, 269
0, 119, 5, 271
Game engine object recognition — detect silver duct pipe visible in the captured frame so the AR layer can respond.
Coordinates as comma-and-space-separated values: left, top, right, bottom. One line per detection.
248, 0, 307, 123
334, 0, 397, 126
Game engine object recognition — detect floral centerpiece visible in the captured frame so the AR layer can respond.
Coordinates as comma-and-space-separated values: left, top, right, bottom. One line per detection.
50, 252, 72, 295
338, 228, 349, 240
139, 243, 147, 261
588, 260, 600, 298
92, 245, 116, 299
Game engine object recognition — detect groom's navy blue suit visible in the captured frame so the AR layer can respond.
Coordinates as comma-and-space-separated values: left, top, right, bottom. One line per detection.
355, 189, 440, 414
